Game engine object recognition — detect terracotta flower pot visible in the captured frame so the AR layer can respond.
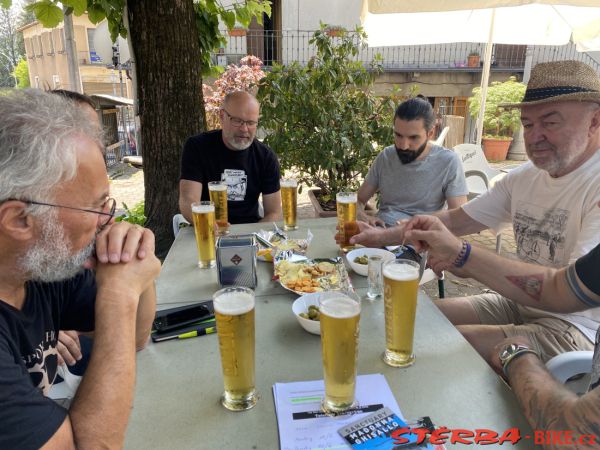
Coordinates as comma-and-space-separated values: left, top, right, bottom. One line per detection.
482, 137, 512, 161
228, 28, 247, 37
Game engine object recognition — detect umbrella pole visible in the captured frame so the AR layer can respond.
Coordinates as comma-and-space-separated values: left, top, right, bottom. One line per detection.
476, 8, 496, 146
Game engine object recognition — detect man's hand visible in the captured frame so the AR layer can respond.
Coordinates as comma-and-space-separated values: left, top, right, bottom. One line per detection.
491, 336, 535, 376
57, 330, 82, 366
95, 221, 154, 264
94, 222, 161, 297
346, 221, 383, 247
357, 209, 385, 228
403, 215, 464, 276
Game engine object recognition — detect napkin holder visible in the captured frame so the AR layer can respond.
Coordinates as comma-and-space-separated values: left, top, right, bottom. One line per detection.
216, 234, 258, 288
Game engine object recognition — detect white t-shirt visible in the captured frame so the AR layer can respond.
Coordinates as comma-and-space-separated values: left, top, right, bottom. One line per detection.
463, 150, 600, 341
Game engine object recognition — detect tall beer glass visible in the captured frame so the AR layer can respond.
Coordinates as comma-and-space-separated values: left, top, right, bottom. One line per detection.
208, 181, 229, 236
336, 192, 358, 253
382, 260, 420, 367
191, 201, 216, 268
213, 287, 257, 411
319, 292, 361, 413
280, 178, 298, 230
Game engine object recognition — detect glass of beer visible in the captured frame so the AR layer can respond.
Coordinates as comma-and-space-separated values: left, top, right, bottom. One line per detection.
336, 192, 358, 253
319, 292, 361, 414
191, 201, 216, 268
280, 178, 298, 230
208, 181, 229, 236
213, 286, 257, 411
382, 260, 420, 367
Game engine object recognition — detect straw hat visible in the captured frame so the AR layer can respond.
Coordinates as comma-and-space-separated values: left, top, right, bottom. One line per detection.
501, 60, 600, 108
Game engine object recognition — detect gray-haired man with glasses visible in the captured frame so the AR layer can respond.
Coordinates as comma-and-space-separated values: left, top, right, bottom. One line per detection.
179, 90, 282, 224
0, 89, 161, 449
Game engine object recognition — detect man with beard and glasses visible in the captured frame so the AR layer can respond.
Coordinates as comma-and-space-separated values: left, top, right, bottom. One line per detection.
179, 91, 282, 224
0, 89, 161, 450
350, 60, 600, 367
356, 96, 468, 227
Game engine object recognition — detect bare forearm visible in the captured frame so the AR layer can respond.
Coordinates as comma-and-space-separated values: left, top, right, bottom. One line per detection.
434, 207, 486, 236
507, 355, 600, 448
68, 288, 139, 448
260, 211, 282, 222
179, 201, 193, 223
135, 283, 156, 350
459, 248, 581, 313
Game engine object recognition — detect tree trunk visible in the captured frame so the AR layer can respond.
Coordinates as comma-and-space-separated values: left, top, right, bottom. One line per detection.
127, 0, 204, 258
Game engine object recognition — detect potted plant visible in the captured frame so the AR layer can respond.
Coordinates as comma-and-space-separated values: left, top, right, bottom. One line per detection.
467, 50, 480, 68
324, 25, 345, 38
468, 76, 526, 161
257, 25, 394, 216
228, 26, 247, 37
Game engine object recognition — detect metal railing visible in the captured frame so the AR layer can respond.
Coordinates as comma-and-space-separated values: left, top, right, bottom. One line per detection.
216, 29, 600, 74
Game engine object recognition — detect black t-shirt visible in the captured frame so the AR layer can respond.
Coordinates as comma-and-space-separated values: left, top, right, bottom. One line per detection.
576, 243, 600, 295
0, 270, 96, 450
180, 130, 281, 224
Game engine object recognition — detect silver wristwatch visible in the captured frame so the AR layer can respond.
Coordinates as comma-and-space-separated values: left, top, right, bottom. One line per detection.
498, 343, 539, 377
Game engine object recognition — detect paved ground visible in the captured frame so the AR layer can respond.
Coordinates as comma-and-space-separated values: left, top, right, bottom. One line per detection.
109, 159, 525, 299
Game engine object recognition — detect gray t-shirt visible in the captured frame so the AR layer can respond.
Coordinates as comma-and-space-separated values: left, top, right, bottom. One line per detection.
365, 144, 468, 225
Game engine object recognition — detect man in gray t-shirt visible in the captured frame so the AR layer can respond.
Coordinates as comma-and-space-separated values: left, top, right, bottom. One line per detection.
358, 97, 468, 226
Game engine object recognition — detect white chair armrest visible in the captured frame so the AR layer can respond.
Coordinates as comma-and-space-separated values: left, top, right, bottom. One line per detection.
545, 351, 594, 383
172, 214, 190, 237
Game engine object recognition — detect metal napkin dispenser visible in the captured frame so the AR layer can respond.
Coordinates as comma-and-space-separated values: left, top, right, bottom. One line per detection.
216, 234, 258, 288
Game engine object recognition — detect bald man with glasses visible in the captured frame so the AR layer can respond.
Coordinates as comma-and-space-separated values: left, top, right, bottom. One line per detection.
179, 91, 283, 224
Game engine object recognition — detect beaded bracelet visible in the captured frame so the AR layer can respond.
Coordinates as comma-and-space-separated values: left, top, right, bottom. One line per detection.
453, 240, 472, 268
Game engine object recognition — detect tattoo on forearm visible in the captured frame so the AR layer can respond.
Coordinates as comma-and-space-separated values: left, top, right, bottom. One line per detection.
506, 274, 544, 302
511, 357, 600, 449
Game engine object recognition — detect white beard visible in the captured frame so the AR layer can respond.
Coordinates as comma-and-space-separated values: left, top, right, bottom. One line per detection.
20, 210, 95, 282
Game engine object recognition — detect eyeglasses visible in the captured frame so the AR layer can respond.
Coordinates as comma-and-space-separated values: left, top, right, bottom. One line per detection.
222, 109, 259, 128
8, 197, 117, 229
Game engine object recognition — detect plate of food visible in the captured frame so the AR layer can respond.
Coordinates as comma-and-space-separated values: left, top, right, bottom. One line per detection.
274, 257, 352, 295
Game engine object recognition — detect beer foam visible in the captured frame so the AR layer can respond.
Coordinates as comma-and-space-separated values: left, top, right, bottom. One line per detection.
320, 295, 360, 319
383, 263, 419, 281
281, 179, 298, 188
208, 184, 227, 191
213, 291, 255, 315
192, 203, 215, 213
336, 193, 357, 204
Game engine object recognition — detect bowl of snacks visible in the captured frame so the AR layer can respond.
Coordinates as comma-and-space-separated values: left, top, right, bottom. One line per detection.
292, 293, 322, 335
346, 248, 396, 276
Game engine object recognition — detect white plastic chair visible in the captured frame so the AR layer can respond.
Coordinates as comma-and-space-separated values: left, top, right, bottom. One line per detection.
453, 143, 507, 253
172, 214, 190, 237
432, 126, 450, 147
546, 351, 593, 394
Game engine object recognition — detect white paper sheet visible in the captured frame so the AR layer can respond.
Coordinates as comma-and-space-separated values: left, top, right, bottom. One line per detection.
273, 373, 403, 450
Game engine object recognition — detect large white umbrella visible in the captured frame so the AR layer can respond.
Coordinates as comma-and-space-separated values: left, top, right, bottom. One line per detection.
361, 0, 600, 144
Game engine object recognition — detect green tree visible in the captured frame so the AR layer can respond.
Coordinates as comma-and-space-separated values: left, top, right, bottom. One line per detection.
0, 2, 23, 87
3, 0, 270, 257
12, 56, 27, 87
257, 25, 395, 198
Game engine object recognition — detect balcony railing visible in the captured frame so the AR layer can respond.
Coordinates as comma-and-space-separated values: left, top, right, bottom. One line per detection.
215, 29, 600, 74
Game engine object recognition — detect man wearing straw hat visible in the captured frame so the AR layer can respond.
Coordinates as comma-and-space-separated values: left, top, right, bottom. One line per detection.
351, 60, 600, 366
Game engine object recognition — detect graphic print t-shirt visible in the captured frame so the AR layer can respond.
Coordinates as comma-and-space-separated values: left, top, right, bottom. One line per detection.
180, 130, 281, 223
0, 270, 96, 450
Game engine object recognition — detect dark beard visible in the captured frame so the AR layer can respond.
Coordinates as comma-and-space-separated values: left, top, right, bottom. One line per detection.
396, 140, 428, 164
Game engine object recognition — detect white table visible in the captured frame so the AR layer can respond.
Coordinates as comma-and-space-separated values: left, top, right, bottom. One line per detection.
125, 218, 534, 449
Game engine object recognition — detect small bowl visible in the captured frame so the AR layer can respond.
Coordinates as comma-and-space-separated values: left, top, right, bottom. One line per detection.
292, 293, 321, 335
346, 248, 396, 276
